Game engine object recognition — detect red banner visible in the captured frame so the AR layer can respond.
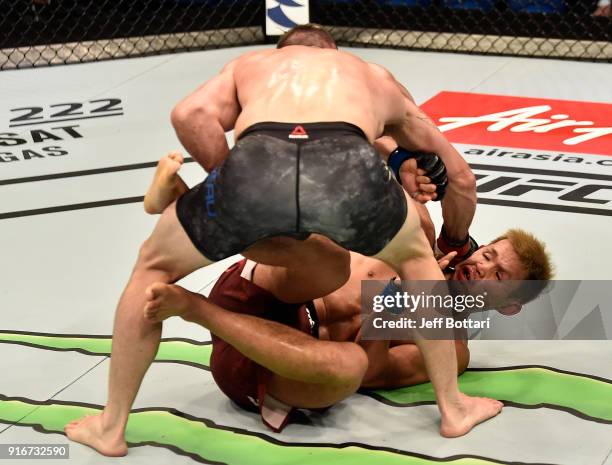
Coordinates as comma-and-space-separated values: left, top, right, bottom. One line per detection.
420, 92, 612, 156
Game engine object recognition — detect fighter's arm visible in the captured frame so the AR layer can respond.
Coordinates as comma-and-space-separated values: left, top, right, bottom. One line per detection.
383, 83, 477, 243
374, 136, 438, 203
171, 59, 241, 171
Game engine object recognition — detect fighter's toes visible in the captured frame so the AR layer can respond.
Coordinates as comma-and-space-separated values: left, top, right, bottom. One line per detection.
491, 399, 504, 411
146, 282, 167, 301
144, 296, 161, 310
168, 151, 184, 163
143, 306, 158, 321
480, 397, 503, 416
64, 416, 87, 432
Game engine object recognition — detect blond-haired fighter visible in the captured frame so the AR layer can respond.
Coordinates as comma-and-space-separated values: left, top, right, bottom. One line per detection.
139, 147, 552, 433
65, 25, 503, 456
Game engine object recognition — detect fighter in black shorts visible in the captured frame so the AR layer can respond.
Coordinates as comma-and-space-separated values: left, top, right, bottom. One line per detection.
176, 123, 406, 260
65, 25, 505, 458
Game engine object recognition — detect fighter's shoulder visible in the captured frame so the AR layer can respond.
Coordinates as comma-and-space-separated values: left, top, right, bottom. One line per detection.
366, 62, 396, 81
366, 63, 415, 103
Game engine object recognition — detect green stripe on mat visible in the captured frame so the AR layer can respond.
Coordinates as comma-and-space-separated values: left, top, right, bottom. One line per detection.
2, 331, 611, 423
0, 397, 513, 465
0, 332, 211, 368
372, 367, 612, 423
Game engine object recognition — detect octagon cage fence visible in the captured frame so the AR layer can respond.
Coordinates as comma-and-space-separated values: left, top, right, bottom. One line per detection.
1, 0, 610, 70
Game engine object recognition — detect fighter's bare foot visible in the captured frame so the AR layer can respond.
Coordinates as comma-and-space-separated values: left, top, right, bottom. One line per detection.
144, 282, 200, 323
143, 152, 188, 214
440, 393, 503, 438
64, 413, 127, 457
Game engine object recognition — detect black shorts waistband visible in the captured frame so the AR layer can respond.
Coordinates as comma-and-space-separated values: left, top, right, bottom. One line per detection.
237, 121, 367, 142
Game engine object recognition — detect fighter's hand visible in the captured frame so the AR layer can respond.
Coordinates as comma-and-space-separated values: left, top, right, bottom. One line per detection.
437, 251, 457, 270
388, 147, 447, 202
399, 159, 437, 203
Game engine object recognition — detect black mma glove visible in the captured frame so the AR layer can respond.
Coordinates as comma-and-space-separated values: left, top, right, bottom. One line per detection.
387, 147, 448, 201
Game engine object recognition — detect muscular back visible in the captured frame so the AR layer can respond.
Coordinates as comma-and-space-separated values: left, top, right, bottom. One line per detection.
232, 46, 405, 142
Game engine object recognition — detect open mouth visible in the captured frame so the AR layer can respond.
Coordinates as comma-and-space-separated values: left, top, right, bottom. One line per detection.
459, 266, 472, 281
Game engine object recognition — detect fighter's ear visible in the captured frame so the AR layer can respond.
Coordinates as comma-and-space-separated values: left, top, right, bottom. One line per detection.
497, 301, 522, 316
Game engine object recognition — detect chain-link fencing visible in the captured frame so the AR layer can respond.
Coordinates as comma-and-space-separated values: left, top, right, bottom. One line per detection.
1, 0, 610, 70
312, 0, 611, 61
1, 0, 263, 70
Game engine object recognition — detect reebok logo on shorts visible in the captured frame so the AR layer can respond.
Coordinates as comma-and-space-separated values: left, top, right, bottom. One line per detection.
288, 125, 309, 139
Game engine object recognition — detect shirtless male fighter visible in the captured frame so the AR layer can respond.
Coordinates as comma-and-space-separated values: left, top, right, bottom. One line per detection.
65, 24, 505, 455
138, 139, 552, 432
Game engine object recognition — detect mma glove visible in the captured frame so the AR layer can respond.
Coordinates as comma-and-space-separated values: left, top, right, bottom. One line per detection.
436, 225, 479, 267
387, 147, 448, 201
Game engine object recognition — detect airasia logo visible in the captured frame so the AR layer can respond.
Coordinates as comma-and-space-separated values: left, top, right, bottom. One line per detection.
420, 92, 612, 156
439, 105, 611, 146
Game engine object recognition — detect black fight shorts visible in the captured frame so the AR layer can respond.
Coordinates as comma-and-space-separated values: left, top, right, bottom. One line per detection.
176, 122, 407, 261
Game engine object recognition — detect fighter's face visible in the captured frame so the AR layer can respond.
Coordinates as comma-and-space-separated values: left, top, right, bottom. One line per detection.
452, 239, 527, 282
451, 239, 527, 314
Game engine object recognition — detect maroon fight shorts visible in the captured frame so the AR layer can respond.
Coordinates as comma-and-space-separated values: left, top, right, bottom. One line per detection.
208, 259, 319, 432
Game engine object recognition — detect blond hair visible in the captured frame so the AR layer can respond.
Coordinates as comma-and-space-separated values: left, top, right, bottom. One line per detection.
492, 228, 554, 303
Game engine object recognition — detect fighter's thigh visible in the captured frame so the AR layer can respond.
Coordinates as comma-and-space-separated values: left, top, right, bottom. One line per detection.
138, 201, 212, 278
244, 234, 348, 268
246, 234, 351, 302
265, 374, 357, 410
373, 192, 432, 272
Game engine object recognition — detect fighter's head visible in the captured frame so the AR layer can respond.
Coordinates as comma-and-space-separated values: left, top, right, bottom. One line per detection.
452, 228, 554, 315
276, 24, 337, 50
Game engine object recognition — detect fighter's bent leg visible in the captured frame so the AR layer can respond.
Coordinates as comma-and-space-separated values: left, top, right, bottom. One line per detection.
243, 234, 351, 303
373, 193, 502, 438
65, 202, 212, 456
145, 282, 367, 408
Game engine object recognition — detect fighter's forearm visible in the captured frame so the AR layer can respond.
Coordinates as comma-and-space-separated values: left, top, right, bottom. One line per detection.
170, 58, 240, 172
440, 179, 476, 242
418, 131, 476, 241
429, 125, 477, 241
171, 107, 230, 172
387, 108, 477, 241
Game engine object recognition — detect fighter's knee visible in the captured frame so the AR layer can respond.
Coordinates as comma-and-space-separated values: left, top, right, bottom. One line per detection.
303, 245, 350, 294
327, 249, 351, 288
348, 344, 369, 380
135, 239, 176, 282
327, 343, 368, 389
